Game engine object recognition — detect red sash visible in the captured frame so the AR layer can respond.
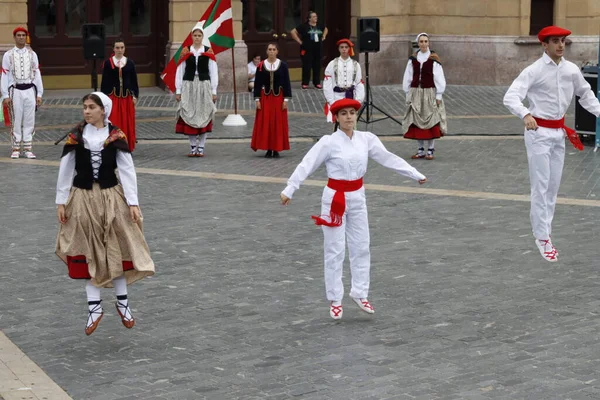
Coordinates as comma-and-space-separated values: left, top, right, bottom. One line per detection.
2, 103, 10, 126
311, 178, 363, 227
533, 116, 584, 151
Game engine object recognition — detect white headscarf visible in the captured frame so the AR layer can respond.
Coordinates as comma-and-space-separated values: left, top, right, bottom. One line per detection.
191, 22, 204, 34
191, 24, 209, 48
91, 91, 112, 125
415, 32, 429, 42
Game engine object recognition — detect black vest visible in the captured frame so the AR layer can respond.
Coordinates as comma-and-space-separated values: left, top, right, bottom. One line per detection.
72, 143, 120, 189
61, 123, 130, 190
183, 46, 211, 81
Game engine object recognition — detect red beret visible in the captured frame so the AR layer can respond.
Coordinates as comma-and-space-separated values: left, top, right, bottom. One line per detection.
13, 27, 28, 36
330, 99, 362, 115
537, 26, 571, 42
336, 38, 355, 57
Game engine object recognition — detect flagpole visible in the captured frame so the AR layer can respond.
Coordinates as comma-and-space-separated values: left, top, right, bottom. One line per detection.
232, 47, 238, 115
222, 40, 247, 126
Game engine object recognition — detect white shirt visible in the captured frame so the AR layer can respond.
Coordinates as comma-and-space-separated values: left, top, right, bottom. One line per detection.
401, 49, 445, 100
504, 52, 600, 120
56, 124, 139, 205
112, 55, 127, 68
248, 61, 257, 83
282, 129, 425, 199
175, 46, 219, 95
323, 57, 365, 104
1, 46, 44, 101
263, 58, 280, 70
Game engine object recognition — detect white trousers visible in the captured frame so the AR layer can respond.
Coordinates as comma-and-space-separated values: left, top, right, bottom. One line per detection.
321, 186, 371, 301
524, 127, 565, 240
10, 86, 36, 150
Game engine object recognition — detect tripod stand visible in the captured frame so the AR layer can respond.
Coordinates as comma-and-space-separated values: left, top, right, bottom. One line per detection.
357, 52, 402, 128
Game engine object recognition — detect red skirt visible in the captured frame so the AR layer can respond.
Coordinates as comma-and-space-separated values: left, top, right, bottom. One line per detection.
175, 118, 213, 135
403, 124, 443, 140
66, 255, 134, 279
108, 94, 136, 151
251, 90, 290, 152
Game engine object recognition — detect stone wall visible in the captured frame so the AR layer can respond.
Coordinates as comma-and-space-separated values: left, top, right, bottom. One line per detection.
1, 0, 597, 88
350, 0, 600, 36
0, 0, 27, 53
360, 34, 599, 86
352, 0, 600, 86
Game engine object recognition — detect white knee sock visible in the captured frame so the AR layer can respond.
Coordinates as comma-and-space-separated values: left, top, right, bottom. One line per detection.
417, 140, 424, 149
113, 275, 128, 297
85, 281, 102, 327
86, 281, 101, 302
198, 133, 207, 150
188, 135, 198, 150
113, 276, 133, 321
427, 139, 435, 150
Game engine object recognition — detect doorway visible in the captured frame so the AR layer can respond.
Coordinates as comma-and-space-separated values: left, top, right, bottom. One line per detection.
242, 0, 330, 69
27, 0, 169, 88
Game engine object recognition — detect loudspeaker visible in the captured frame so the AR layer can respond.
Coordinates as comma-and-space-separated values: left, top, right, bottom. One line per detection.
575, 69, 598, 134
357, 18, 380, 53
82, 24, 106, 60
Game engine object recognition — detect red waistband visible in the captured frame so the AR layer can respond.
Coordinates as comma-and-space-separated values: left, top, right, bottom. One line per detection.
533, 116, 565, 129
326, 178, 363, 192
311, 178, 363, 227
532, 116, 584, 151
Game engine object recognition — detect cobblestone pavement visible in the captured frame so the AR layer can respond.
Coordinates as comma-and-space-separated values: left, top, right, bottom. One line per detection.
2, 127, 600, 399
0, 84, 579, 144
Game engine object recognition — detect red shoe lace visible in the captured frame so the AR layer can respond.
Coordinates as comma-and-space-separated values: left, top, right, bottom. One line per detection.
539, 240, 557, 260
360, 300, 374, 311
330, 304, 343, 317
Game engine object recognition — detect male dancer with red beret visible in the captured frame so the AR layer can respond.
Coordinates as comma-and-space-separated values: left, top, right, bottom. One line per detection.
504, 26, 600, 262
322, 39, 364, 123
1, 27, 43, 159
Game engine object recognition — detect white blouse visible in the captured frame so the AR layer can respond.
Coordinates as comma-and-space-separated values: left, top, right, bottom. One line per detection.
112, 55, 127, 68
175, 46, 219, 95
56, 124, 139, 205
401, 49, 446, 100
282, 129, 425, 199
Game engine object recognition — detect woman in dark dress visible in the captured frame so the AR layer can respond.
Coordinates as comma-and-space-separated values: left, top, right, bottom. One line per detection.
101, 39, 139, 152
251, 43, 292, 158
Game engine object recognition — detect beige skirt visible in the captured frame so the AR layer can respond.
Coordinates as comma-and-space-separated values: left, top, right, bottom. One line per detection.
55, 183, 155, 288
401, 87, 447, 135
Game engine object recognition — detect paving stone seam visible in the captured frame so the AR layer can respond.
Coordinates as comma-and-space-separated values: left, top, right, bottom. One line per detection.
1, 158, 599, 208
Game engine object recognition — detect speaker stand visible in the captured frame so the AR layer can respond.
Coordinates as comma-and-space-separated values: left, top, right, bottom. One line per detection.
91, 58, 98, 92
357, 52, 402, 129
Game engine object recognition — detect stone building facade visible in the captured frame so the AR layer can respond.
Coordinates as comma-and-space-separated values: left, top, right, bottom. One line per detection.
0, 0, 598, 90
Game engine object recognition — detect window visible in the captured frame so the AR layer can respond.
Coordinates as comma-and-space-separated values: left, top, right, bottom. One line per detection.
530, 0, 554, 36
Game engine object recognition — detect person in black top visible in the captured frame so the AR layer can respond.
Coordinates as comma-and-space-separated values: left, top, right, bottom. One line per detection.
251, 43, 292, 158
290, 11, 328, 89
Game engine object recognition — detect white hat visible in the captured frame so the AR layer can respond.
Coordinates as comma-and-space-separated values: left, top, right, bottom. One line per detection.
415, 32, 429, 42
91, 91, 112, 124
